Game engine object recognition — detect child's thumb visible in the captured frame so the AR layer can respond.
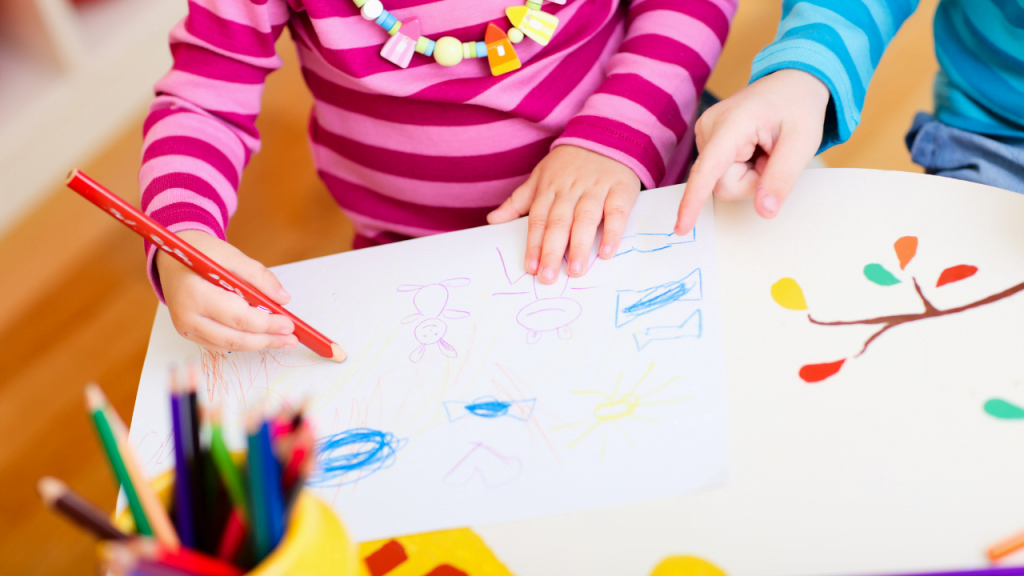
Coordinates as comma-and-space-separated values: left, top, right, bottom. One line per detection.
754, 134, 815, 219
487, 177, 537, 224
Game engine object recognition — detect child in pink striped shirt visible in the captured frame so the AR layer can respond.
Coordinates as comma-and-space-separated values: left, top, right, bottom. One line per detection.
145, 0, 735, 352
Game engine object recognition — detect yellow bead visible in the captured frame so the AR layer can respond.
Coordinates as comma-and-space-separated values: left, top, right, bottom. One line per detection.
462, 41, 475, 59
508, 27, 524, 43
433, 36, 464, 66
415, 36, 431, 54
388, 20, 402, 35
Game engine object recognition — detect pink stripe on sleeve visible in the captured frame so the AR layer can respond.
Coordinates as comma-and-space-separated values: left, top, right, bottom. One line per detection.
155, 70, 265, 117
185, 0, 277, 58
145, 188, 229, 231
189, 0, 290, 32
141, 156, 239, 215
143, 110, 249, 170
627, 11, 724, 65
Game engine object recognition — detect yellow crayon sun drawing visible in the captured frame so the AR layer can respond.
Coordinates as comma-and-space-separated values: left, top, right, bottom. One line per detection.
554, 363, 690, 455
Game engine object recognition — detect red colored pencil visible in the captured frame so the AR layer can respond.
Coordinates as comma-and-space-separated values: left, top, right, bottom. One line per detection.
65, 169, 346, 363
120, 538, 245, 576
216, 510, 248, 563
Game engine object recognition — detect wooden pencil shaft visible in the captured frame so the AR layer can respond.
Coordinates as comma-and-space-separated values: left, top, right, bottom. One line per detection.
105, 403, 181, 550
65, 170, 342, 361
91, 407, 152, 536
210, 425, 248, 519
53, 492, 129, 540
170, 392, 197, 548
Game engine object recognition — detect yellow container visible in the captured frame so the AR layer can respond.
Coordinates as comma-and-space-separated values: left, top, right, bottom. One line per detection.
111, 471, 359, 576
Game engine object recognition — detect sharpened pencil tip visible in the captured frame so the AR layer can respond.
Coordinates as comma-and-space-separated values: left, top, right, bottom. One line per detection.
37, 476, 66, 506
65, 169, 77, 185
84, 383, 107, 413
330, 343, 347, 363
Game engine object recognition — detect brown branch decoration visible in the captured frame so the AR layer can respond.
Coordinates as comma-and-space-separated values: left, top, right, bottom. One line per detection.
771, 236, 1024, 383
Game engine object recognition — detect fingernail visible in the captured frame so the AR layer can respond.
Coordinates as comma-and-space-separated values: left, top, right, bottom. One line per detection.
541, 268, 555, 281
278, 327, 292, 335
278, 288, 290, 299
600, 244, 612, 257
285, 342, 297, 349
569, 261, 581, 274
761, 195, 778, 214
527, 259, 539, 273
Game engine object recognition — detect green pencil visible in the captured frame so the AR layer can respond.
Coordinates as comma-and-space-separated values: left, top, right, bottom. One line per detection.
85, 384, 152, 536
210, 418, 249, 522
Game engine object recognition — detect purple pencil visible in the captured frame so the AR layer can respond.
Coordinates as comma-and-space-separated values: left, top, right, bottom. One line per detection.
169, 368, 196, 548
845, 566, 1024, 576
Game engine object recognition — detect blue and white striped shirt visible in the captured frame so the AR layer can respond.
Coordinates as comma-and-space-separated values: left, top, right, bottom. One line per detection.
750, 0, 1024, 152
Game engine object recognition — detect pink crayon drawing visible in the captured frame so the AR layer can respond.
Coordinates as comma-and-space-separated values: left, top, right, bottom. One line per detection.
443, 443, 523, 488
494, 246, 588, 343
380, 18, 420, 69
398, 278, 470, 363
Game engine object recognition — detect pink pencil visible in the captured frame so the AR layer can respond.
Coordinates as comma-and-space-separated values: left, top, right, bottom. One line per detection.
66, 169, 346, 362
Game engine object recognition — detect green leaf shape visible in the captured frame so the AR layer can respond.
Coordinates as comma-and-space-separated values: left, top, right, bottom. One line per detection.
863, 263, 901, 286
984, 398, 1024, 420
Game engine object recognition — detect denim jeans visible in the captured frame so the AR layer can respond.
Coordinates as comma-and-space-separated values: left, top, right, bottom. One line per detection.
905, 112, 1024, 194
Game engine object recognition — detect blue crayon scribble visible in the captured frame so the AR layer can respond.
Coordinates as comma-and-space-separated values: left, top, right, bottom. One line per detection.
307, 428, 407, 487
633, 309, 702, 350
444, 396, 536, 423
615, 269, 702, 328
614, 229, 696, 257
466, 399, 511, 418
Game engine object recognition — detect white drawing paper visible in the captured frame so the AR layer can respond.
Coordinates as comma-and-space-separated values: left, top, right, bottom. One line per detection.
126, 185, 728, 542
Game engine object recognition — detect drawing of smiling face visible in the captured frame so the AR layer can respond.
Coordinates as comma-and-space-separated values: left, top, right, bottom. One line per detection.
414, 318, 447, 344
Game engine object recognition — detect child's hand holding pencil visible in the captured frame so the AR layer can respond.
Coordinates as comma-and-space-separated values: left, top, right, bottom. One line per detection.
156, 230, 298, 353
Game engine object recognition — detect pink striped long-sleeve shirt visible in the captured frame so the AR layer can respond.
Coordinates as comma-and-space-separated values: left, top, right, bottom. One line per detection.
140, 0, 736, 299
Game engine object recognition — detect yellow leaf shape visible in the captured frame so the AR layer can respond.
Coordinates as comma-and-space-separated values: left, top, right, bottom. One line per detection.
771, 277, 807, 310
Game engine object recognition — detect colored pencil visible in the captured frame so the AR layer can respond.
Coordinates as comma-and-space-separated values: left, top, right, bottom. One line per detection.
209, 411, 248, 521
86, 384, 152, 536
100, 386, 181, 550
101, 540, 244, 576
842, 567, 1024, 576
37, 476, 128, 540
988, 526, 1024, 562
246, 410, 272, 561
216, 510, 247, 562
185, 368, 213, 553
65, 169, 347, 363
170, 371, 197, 548
257, 417, 286, 549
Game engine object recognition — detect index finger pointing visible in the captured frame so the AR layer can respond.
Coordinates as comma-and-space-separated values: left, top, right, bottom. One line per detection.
675, 132, 740, 235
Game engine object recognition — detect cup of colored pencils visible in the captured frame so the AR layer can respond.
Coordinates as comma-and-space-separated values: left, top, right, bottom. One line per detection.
37, 368, 359, 576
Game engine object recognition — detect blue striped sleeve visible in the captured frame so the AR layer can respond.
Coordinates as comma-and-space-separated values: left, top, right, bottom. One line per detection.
749, 0, 919, 153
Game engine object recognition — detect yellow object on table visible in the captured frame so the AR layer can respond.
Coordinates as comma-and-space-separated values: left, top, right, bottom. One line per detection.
110, 471, 359, 576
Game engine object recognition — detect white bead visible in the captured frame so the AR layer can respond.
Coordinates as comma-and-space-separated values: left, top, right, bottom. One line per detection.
361, 0, 383, 20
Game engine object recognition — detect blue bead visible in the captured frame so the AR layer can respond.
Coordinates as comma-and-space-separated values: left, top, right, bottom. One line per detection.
379, 13, 396, 30
424, 39, 436, 57
374, 10, 388, 25
475, 41, 487, 58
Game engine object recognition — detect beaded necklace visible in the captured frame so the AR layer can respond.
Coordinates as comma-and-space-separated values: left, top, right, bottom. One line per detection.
355, 0, 561, 75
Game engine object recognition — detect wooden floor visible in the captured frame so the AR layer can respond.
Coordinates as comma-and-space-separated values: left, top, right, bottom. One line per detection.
0, 1, 937, 573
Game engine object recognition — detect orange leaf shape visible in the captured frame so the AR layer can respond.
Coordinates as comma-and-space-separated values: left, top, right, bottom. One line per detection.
798, 359, 845, 383
894, 236, 917, 270
936, 265, 977, 287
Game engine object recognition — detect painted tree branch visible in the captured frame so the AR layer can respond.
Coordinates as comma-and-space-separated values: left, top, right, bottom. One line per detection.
808, 278, 1024, 356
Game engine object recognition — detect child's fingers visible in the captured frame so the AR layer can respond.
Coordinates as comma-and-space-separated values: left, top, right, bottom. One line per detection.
598, 182, 640, 259
536, 191, 579, 284
565, 189, 605, 276
488, 177, 537, 224
524, 187, 555, 275
713, 160, 760, 201
192, 315, 299, 352
206, 288, 296, 335
753, 130, 816, 218
228, 254, 290, 305
676, 131, 737, 235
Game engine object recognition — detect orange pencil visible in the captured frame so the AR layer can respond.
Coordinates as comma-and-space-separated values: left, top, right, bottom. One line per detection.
65, 169, 346, 363
988, 526, 1024, 562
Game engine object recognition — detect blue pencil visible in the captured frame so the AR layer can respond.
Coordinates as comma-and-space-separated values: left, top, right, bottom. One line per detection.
247, 412, 271, 560
258, 419, 286, 549
169, 371, 196, 548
